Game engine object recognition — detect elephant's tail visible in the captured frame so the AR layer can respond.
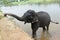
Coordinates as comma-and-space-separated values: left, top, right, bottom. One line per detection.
51, 20, 59, 24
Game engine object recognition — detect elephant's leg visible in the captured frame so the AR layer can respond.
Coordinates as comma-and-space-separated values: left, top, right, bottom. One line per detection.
32, 29, 37, 38
46, 23, 50, 31
43, 26, 46, 31
31, 23, 39, 38
47, 25, 50, 31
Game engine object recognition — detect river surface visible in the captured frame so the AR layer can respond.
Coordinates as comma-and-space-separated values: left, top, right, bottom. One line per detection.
1, 3, 60, 40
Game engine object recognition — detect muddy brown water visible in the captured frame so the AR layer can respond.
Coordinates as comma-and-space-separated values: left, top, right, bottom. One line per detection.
1, 3, 60, 40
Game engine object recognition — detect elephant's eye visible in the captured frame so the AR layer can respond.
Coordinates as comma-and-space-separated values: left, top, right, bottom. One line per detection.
30, 16, 33, 18
29, 16, 33, 18
27, 16, 32, 20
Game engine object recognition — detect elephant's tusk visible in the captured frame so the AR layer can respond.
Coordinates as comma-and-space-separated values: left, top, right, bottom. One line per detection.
32, 20, 39, 23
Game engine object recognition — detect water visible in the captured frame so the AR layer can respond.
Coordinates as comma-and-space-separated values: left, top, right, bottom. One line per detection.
1, 4, 60, 21
1, 3, 60, 40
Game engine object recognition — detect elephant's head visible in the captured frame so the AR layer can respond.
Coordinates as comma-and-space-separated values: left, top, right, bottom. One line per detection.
22, 9, 39, 24
4, 9, 39, 24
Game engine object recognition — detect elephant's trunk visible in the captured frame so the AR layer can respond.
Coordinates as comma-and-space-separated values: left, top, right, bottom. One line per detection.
4, 13, 24, 21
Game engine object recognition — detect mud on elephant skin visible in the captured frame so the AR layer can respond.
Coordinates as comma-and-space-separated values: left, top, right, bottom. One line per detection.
4, 9, 59, 38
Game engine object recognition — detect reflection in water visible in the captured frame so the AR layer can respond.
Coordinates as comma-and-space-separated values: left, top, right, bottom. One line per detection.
40, 31, 51, 40
34, 31, 51, 40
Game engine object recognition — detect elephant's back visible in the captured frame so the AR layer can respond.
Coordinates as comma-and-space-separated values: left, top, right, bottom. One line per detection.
36, 11, 51, 25
36, 11, 49, 17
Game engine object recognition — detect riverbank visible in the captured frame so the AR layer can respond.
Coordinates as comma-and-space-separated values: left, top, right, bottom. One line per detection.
0, 0, 60, 6
0, 14, 34, 40
13, 0, 60, 5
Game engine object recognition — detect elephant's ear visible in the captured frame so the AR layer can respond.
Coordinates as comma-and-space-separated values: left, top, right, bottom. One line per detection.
27, 10, 39, 23
31, 16, 39, 23
30, 10, 36, 16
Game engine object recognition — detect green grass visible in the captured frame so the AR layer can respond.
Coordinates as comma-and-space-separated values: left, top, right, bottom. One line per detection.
2, 0, 60, 6
0, 15, 4, 19
11, 0, 60, 5
0, 12, 4, 19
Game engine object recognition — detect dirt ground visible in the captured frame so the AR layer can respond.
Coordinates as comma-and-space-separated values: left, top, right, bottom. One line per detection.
0, 17, 34, 40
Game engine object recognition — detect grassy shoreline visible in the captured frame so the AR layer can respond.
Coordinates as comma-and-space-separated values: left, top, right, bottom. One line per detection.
0, 12, 4, 19
11, 0, 60, 5
2, 0, 60, 6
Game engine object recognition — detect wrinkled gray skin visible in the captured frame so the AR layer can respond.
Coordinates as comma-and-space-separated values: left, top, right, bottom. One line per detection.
4, 10, 59, 38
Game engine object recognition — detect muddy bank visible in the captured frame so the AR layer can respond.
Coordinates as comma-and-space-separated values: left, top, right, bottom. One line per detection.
0, 17, 34, 40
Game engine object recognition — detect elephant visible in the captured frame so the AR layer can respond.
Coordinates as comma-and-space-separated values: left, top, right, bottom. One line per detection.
4, 9, 59, 38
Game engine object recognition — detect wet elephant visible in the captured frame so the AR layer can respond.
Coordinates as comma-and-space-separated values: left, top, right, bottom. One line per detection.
4, 9, 58, 38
